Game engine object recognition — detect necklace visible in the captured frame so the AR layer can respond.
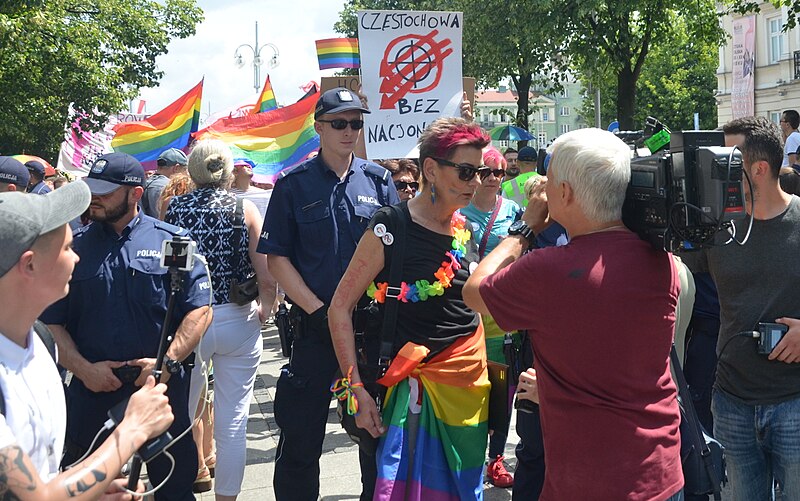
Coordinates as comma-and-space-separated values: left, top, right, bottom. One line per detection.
367, 212, 471, 303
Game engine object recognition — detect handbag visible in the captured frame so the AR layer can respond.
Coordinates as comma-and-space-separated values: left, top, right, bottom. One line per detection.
338, 204, 407, 453
228, 197, 259, 305
671, 345, 726, 500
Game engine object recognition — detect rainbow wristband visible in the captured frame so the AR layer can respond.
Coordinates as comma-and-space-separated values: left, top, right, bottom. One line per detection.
330, 366, 364, 416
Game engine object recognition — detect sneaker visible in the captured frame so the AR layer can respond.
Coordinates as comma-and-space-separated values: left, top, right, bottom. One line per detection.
487, 455, 514, 488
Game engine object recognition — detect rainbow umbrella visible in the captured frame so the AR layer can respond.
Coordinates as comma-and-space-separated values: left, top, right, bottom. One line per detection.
489, 125, 535, 142
12, 155, 57, 176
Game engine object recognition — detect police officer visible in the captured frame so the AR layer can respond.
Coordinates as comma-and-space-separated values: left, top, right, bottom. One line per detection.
259, 87, 399, 501
26, 160, 52, 195
0, 156, 30, 192
41, 152, 212, 501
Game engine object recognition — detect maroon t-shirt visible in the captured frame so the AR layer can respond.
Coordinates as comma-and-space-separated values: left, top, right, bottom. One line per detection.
480, 230, 683, 501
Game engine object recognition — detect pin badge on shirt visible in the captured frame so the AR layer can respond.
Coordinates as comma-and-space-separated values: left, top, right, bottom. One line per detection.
382, 232, 394, 246
373, 223, 387, 238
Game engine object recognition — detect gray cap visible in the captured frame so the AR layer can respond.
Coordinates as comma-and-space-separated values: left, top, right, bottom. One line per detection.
0, 156, 31, 188
0, 181, 90, 278
157, 148, 188, 166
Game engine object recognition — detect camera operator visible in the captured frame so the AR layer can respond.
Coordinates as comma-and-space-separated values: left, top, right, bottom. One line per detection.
0, 181, 174, 500
40, 153, 212, 500
464, 128, 683, 500
681, 117, 800, 500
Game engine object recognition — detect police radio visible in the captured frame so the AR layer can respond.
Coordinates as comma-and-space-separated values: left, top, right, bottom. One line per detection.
160, 236, 196, 271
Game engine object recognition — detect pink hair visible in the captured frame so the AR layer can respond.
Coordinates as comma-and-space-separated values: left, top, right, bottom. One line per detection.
482, 146, 506, 170
433, 123, 491, 159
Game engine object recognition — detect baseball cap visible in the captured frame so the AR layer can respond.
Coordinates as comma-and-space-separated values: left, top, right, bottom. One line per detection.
234, 158, 255, 169
85, 152, 145, 195
518, 146, 538, 162
25, 160, 46, 177
0, 156, 31, 188
315, 88, 370, 119
0, 181, 90, 278
157, 148, 188, 166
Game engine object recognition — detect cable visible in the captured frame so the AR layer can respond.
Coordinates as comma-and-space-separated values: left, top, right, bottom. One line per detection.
717, 330, 760, 365
121, 450, 176, 498
728, 161, 756, 246
64, 419, 116, 469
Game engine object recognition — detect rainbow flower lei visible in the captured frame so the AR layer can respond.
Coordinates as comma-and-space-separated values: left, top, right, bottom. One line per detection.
366, 211, 470, 303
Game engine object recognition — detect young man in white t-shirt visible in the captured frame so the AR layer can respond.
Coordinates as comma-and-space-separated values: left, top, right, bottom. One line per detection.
0, 181, 174, 500
780, 110, 800, 168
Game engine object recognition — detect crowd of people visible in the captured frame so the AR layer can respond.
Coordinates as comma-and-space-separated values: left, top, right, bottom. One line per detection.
1, 88, 800, 501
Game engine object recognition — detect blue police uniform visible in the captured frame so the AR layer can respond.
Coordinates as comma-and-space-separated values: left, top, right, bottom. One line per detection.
29, 181, 52, 194
258, 154, 399, 501
41, 212, 210, 501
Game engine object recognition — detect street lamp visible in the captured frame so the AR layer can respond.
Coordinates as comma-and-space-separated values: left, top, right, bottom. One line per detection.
233, 21, 279, 93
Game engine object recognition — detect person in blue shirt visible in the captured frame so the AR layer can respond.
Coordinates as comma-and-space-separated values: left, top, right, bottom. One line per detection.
258, 87, 399, 501
41, 152, 212, 501
26, 160, 52, 195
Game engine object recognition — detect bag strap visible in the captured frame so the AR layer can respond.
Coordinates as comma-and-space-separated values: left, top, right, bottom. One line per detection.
670, 345, 722, 500
230, 197, 245, 279
377, 205, 407, 375
478, 196, 503, 260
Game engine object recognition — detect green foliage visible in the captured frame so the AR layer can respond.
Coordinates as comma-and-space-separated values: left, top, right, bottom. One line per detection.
579, 11, 720, 131
0, 0, 203, 160
726, 0, 800, 30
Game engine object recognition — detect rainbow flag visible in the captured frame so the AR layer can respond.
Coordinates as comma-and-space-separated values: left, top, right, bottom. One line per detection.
111, 80, 203, 168
252, 76, 278, 114
374, 325, 489, 501
193, 90, 320, 184
315, 38, 360, 70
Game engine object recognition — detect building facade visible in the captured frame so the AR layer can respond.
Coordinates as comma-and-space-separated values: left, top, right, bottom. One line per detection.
717, 3, 800, 125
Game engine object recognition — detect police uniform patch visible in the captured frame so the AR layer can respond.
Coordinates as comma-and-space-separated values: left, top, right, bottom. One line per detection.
91, 159, 108, 174
338, 90, 353, 102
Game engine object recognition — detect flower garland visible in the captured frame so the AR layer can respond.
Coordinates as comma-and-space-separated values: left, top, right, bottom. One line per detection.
366, 212, 470, 303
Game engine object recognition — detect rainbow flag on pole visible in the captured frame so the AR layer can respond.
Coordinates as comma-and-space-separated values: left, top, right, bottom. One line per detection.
193, 90, 320, 183
252, 76, 278, 114
111, 80, 203, 167
315, 38, 360, 70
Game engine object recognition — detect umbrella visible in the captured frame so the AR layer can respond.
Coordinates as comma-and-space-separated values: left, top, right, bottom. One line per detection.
489, 125, 535, 142
12, 154, 57, 177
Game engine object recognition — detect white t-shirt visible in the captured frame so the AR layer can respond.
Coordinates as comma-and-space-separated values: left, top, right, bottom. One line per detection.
784, 131, 800, 167
0, 330, 66, 481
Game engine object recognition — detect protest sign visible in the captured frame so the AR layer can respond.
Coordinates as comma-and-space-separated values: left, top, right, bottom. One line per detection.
358, 10, 463, 159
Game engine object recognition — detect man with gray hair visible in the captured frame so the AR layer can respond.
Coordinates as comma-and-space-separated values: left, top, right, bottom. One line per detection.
464, 128, 683, 500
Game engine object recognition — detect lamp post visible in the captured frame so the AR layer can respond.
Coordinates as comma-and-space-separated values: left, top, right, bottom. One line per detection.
234, 21, 279, 93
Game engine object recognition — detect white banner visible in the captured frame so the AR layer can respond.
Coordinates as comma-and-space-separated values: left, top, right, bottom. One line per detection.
358, 10, 463, 159
731, 16, 756, 119
57, 113, 146, 175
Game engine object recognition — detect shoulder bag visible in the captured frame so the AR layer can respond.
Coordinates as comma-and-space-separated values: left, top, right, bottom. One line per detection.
228, 197, 259, 305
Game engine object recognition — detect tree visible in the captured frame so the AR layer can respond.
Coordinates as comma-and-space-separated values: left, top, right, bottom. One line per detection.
579, 11, 720, 131
561, 0, 724, 130
0, 0, 203, 159
334, 0, 567, 134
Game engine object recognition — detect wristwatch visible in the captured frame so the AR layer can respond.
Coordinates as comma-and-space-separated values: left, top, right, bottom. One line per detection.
508, 221, 536, 249
164, 356, 182, 375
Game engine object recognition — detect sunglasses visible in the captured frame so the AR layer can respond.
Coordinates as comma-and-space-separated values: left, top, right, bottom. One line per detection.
394, 180, 419, 192
432, 157, 490, 181
481, 168, 505, 180
317, 119, 364, 130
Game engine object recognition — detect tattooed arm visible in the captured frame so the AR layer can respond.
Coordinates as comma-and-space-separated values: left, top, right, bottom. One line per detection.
0, 376, 172, 500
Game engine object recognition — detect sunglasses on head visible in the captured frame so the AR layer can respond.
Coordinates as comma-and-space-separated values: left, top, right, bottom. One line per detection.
432, 157, 490, 181
394, 180, 419, 192
317, 118, 364, 130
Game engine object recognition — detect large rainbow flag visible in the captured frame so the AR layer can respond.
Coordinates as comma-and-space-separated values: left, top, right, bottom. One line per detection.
193, 90, 320, 183
374, 325, 489, 501
111, 80, 203, 168
315, 38, 360, 70
252, 76, 278, 114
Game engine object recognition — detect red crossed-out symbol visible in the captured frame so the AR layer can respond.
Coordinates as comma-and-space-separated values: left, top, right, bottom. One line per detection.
378, 30, 453, 110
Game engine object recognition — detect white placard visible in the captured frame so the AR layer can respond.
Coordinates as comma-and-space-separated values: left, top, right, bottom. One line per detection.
358, 10, 463, 159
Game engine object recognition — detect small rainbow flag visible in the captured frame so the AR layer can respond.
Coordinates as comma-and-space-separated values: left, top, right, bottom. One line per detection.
315, 38, 360, 70
112, 80, 203, 168
252, 76, 278, 114
193, 90, 320, 184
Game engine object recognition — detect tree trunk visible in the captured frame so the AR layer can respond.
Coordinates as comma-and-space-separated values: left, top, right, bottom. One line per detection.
616, 66, 637, 130
512, 73, 532, 148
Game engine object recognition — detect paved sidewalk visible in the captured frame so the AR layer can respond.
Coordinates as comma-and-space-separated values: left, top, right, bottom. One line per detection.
198, 324, 520, 501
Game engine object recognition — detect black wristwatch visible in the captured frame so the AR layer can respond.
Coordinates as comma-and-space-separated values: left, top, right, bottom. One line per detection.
164, 356, 182, 375
508, 221, 536, 249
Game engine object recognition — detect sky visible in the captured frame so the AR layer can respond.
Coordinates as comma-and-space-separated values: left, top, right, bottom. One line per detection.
137, 0, 349, 123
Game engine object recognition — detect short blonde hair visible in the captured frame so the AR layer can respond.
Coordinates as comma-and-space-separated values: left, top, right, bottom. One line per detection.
188, 139, 233, 188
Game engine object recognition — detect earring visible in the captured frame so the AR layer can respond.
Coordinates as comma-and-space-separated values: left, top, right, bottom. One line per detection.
430, 183, 436, 204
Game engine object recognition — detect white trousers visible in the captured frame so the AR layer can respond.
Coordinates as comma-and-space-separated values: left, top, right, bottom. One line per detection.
189, 302, 262, 496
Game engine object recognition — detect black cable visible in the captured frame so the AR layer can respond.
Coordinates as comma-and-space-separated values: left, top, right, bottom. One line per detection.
717, 330, 759, 364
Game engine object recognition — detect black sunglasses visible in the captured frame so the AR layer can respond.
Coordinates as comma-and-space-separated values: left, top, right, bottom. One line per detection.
432, 157, 489, 181
480, 168, 505, 180
317, 119, 364, 130
394, 180, 419, 192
